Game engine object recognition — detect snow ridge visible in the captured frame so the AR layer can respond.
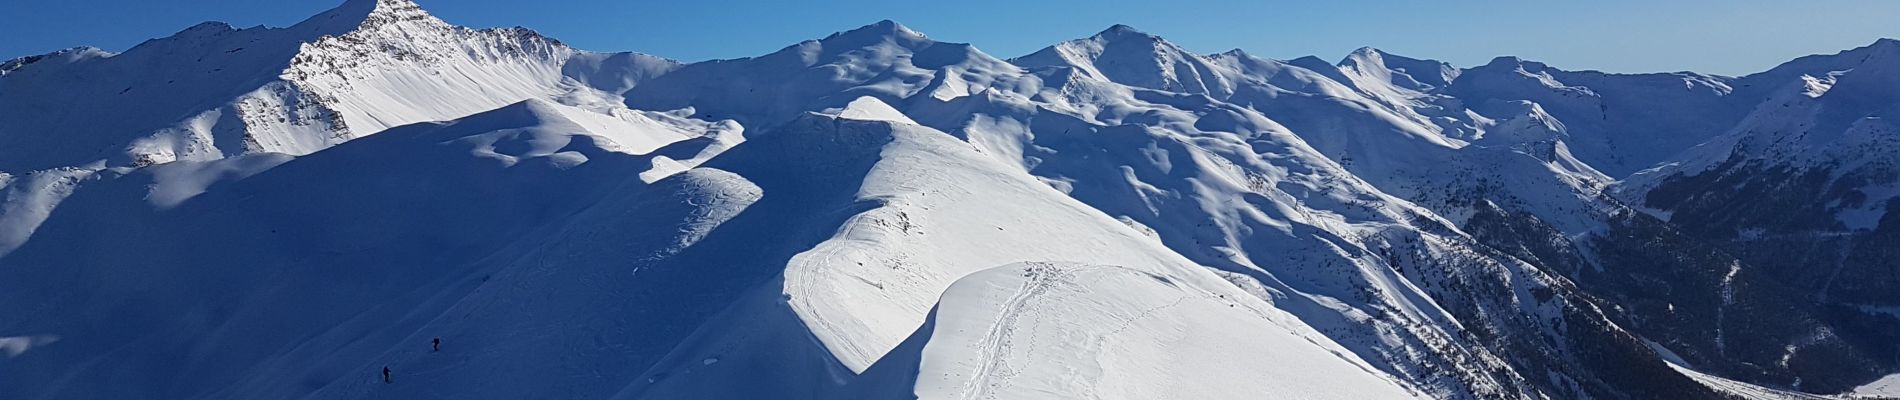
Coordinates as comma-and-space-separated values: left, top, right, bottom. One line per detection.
6, 2, 1900, 399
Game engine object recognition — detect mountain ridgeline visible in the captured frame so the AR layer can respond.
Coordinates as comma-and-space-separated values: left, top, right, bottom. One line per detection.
2, 1, 1897, 399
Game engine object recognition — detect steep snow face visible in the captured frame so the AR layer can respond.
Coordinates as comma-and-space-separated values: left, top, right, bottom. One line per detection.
273, 0, 579, 153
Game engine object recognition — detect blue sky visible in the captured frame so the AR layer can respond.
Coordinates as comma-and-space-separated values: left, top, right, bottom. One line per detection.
6, 0, 1899, 76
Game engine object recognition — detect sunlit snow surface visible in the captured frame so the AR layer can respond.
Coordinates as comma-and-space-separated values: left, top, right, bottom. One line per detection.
1854, 374, 1900, 398
4, 0, 1900, 399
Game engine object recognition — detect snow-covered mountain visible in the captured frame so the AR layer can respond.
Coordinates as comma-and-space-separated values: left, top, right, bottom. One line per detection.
3, 1, 1898, 399
1611, 39, 1900, 394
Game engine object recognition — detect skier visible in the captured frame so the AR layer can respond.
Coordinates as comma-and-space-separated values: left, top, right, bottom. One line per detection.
383, 367, 391, 384
432, 337, 441, 352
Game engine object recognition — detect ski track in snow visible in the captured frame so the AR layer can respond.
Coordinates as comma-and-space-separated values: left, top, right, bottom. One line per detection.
956, 264, 1066, 400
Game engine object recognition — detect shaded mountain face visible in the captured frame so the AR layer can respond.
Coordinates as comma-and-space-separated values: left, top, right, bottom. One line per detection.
3, 1, 1898, 399
1609, 40, 1900, 394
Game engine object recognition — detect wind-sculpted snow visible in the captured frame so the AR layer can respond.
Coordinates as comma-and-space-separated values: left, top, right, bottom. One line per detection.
5, 1, 1900, 398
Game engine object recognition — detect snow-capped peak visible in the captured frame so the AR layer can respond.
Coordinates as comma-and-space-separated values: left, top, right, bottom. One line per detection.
0, 0, 603, 173
1336, 47, 1459, 92
289, 0, 447, 37
817, 19, 930, 48
1094, 23, 1158, 40
1214, 48, 1253, 59
1011, 24, 1234, 95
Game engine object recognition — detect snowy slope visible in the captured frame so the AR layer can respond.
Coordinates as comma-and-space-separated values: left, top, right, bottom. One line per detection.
1853, 374, 1900, 398
1621, 39, 1900, 231
7, 1, 1900, 398
0, 99, 713, 399
850, 262, 1418, 400
1442, 57, 1746, 178
0, 0, 716, 257
621, 21, 1760, 399
1607, 43, 1900, 390
1320, 43, 1896, 396
0, 96, 1414, 400
1011, 29, 1615, 238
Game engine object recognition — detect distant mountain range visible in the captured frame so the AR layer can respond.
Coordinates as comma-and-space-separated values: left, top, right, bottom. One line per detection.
3, 1, 1897, 399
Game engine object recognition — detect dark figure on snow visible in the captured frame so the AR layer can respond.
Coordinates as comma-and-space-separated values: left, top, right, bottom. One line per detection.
383, 367, 391, 383
432, 337, 441, 352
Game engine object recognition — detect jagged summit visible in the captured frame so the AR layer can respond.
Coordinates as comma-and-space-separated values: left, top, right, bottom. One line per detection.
286, 0, 446, 38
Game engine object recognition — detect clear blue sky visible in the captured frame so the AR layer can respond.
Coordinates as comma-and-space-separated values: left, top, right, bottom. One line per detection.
5, 0, 1899, 76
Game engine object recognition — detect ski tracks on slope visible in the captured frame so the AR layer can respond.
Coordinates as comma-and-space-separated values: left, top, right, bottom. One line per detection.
957, 263, 1074, 400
